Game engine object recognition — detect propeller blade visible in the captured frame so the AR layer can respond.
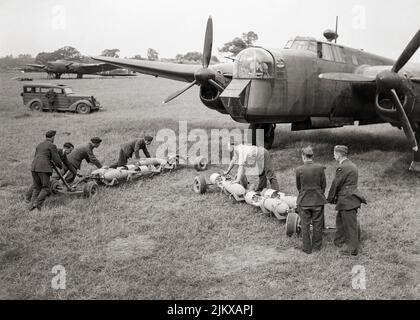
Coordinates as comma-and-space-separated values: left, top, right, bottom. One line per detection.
163, 80, 197, 104
202, 16, 213, 68
208, 79, 225, 93
390, 89, 418, 151
392, 29, 420, 73
319, 73, 375, 83
411, 77, 420, 83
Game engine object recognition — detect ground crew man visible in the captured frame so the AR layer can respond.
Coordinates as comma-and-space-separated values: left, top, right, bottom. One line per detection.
26, 142, 76, 201
58, 142, 77, 179
65, 137, 103, 182
45, 88, 57, 112
295, 147, 327, 254
109, 135, 153, 169
26, 130, 63, 211
327, 145, 367, 256
224, 142, 279, 191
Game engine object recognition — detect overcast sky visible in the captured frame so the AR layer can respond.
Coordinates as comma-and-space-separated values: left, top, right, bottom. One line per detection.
1, 0, 420, 62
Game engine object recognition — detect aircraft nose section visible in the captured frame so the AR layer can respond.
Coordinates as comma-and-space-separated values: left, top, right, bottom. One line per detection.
220, 79, 273, 122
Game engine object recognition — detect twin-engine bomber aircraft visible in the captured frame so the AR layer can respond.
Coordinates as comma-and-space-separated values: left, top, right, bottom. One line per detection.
92, 17, 420, 172
27, 60, 119, 79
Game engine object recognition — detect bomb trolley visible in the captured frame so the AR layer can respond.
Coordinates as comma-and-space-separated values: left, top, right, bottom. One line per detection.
284, 210, 361, 239
88, 156, 208, 187
50, 163, 99, 198
193, 173, 248, 202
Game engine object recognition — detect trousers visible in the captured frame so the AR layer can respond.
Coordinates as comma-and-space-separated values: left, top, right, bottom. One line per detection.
299, 206, 324, 253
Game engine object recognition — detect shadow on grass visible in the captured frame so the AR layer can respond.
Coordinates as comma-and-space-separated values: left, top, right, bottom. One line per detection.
272, 127, 409, 154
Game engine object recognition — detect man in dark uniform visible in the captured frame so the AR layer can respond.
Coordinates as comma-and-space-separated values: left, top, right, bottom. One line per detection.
57, 142, 77, 180
295, 147, 327, 254
25, 142, 76, 201
64, 137, 103, 182
327, 145, 367, 256
27, 130, 63, 211
45, 88, 57, 112
109, 135, 153, 169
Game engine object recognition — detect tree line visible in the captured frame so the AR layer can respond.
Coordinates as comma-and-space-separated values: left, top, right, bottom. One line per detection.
0, 31, 258, 70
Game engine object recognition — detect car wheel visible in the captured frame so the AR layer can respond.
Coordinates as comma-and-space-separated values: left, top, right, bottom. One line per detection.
77, 103, 91, 114
30, 101, 42, 111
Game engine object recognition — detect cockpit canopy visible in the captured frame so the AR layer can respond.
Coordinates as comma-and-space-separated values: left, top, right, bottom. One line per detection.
284, 37, 317, 54
233, 48, 274, 79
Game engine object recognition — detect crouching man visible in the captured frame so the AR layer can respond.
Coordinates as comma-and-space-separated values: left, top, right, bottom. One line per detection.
224, 142, 279, 191
64, 137, 103, 182
109, 135, 153, 169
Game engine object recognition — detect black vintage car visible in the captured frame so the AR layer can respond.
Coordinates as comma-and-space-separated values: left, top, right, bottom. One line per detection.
21, 83, 101, 114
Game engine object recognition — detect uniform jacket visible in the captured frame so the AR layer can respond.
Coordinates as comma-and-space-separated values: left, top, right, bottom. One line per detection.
296, 161, 327, 207
327, 159, 367, 211
31, 140, 63, 173
121, 139, 150, 159
68, 142, 102, 169
58, 148, 77, 175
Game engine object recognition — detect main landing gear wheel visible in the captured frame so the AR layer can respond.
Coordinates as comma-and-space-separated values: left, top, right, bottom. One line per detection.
248, 123, 276, 150
83, 181, 99, 198
193, 175, 207, 194
286, 211, 301, 237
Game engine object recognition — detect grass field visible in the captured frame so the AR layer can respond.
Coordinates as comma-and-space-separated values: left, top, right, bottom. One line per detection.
0, 71, 419, 300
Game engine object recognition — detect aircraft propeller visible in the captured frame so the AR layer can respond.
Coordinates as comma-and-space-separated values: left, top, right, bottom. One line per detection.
320, 29, 420, 151
375, 29, 420, 152
163, 16, 223, 103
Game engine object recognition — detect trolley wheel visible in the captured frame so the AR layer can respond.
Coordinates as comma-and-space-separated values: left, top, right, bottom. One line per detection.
193, 157, 208, 171
193, 175, 207, 194
286, 211, 300, 237
50, 180, 61, 194
83, 181, 99, 198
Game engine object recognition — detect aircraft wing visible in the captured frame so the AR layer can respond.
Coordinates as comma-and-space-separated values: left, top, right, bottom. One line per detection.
77, 63, 119, 74
26, 64, 46, 69
319, 64, 420, 83
92, 56, 202, 83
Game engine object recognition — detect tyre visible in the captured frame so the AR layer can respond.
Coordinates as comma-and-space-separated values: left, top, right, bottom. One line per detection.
76, 103, 91, 114
286, 211, 300, 237
30, 101, 42, 111
83, 181, 99, 198
193, 175, 207, 194
50, 180, 61, 194
193, 157, 208, 171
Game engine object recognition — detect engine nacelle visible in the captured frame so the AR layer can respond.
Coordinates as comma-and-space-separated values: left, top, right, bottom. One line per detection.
199, 86, 228, 114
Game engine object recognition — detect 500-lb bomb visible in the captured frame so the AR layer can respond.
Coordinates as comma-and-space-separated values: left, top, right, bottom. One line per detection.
194, 173, 247, 201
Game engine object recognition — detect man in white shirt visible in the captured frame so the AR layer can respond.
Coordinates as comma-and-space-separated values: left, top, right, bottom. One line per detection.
224, 142, 279, 191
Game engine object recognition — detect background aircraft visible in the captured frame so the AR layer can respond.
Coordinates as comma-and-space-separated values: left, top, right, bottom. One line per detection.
26, 60, 119, 79
92, 17, 420, 172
